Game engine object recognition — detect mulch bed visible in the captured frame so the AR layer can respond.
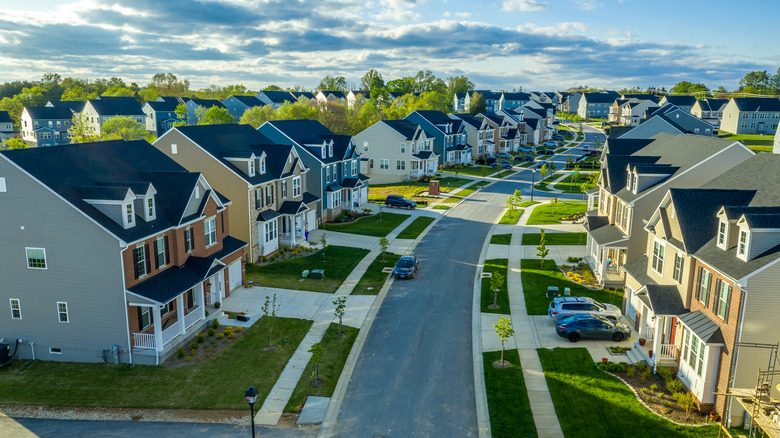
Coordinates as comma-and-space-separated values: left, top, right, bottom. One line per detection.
162, 321, 248, 369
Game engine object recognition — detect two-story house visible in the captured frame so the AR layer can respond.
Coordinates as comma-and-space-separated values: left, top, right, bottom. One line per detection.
618, 104, 717, 139
563, 92, 582, 114
256, 91, 296, 110
621, 153, 780, 425
0, 111, 13, 141
80, 97, 146, 137
453, 93, 467, 112
578, 91, 620, 119
346, 90, 369, 109
690, 99, 728, 127
19, 106, 75, 147
353, 120, 439, 184
584, 133, 754, 287
259, 119, 369, 222
449, 113, 484, 158
315, 91, 347, 107
154, 124, 317, 261
222, 95, 265, 122
185, 98, 227, 125
719, 97, 780, 135
658, 95, 697, 113
405, 110, 471, 166
499, 92, 531, 111
142, 100, 182, 137
0, 140, 246, 365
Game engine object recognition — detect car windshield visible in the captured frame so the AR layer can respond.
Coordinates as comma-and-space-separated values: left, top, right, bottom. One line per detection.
397, 259, 414, 268
594, 302, 606, 310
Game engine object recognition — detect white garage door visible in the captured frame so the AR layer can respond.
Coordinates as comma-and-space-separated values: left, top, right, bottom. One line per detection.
228, 261, 242, 291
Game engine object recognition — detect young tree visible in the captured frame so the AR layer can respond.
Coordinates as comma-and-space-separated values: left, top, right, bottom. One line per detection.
320, 233, 328, 261
309, 342, 324, 386
493, 316, 514, 367
378, 236, 390, 262
333, 296, 347, 337
3, 138, 28, 149
539, 163, 549, 180
469, 92, 487, 115
537, 228, 550, 269
199, 106, 234, 125
261, 294, 281, 350
548, 161, 557, 174
505, 189, 523, 212
100, 116, 154, 142
488, 272, 504, 309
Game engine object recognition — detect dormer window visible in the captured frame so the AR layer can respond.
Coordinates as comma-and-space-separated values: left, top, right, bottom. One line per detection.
248, 160, 255, 177
260, 157, 266, 174
632, 174, 638, 193
146, 196, 155, 221
321, 147, 326, 159
738, 230, 747, 257
328, 143, 333, 157
717, 221, 727, 248
124, 203, 135, 228
626, 171, 632, 191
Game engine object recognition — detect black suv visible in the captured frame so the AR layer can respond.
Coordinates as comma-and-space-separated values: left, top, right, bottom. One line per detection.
385, 195, 416, 209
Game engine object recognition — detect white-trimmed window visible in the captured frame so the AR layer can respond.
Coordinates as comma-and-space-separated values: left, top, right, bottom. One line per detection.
160, 301, 175, 317
264, 221, 277, 242
396, 160, 406, 170
651, 240, 665, 274
717, 221, 726, 247
400, 142, 406, 154
57, 302, 69, 323
369, 159, 374, 169
321, 146, 326, 159
351, 161, 357, 176
328, 144, 333, 157
716, 280, 732, 321
331, 192, 341, 208
738, 230, 747, 256
248, 159, 255, 176
184, 227, 193, 253
325, 166, 331, 183
363, 141, 369, 152
49, 347, 62, 355
292, 177, 301, 197
26, 247, 47, 269
673, 253, 683, 283
171, 143, 178, 154
10, 299, 21, 319
204, 217, 217, 247
282, 180, 288, 198
139, 306, 151, 330
259, 157, 266, 174
146, 197, 155, 219
154, 237, 167, 268
124, 203, 135, 227
697, 268, 712, 304
379, 159, 389, 170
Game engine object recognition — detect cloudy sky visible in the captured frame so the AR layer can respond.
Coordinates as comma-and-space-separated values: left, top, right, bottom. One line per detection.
0, 0, 777, 92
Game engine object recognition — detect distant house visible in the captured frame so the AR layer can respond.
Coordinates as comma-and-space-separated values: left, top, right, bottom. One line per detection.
453, 93, 467, 112
289, 91, 316, 103
618, 99, 660, 126
563, 92, 582, 114
0, 111, 15, 141
449, 113, 484, 157
315, 91, 347, 107
142, 100, 182, 137
353, 120, 439, 184
46, 100, 86, 112
619, 104, 716, 139
499, 92, 531, 111
719, 97, 780, 135
690, 99, 728, 127
256, 91, 296, 109
346, 90, 369, 109
530, 92, 553, 104
555, 91, 570, 110
20, 106, 76, 146
405, 110, 471, 165
184, 99, 226, 125
80, 97, 146, 136
658, 95, 697, 113
222, 95, 265, 122
578, 91, 620, 119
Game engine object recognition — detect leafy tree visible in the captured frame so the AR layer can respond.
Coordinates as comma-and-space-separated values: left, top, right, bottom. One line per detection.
412, 69, 446, 93
739, 70, 771, 93
493, 316, 514, 367
148, 73, 190, 97
360, 69, 384, 94
506, 189, 522, 212
385, 77, 415, 94
194, 105, 208, 124
3, 138, 28, 149
537, 228, 550, 269
277, 99, 317, 121
447, 75, 475, 97
60, 86, 95, 102
261, 294, 281, 349
262, 84, 283, 91
0, 97, 24, 128
222, 84, 253, 97
317, 102, 348, 134
240, 105, 275, 128
173, 104, 188, 127
68, 114, 99, 143
15, 86, 47, 107
102, 86, 135, 97
670, 81, 709, 95
378, 236, 390, 262
539, 163, 549, 180
333, 296, 347, 337
100, 116, 155, 141
317, 74, 348, 92
489, 272, 504, 309
580, 170, 600, 194
469, 92, 487, 115
199, 106, 234, 125
309, 342, 324, 386
548, 161, 557, 174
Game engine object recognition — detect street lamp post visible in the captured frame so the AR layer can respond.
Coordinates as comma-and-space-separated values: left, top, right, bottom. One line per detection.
531, 169, 536, 202
245, 386, 258, 437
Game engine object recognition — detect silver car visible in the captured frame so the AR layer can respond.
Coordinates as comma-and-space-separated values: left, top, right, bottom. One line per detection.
548, 296, 622, 322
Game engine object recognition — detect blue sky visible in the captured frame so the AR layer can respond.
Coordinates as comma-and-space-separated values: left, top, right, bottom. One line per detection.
0, 0, 777, 92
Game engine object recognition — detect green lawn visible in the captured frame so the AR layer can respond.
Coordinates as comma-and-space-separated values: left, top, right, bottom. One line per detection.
494, 170, 516, 179
285, 323, 358, 413
538, 348, 719, 438
482, 259, 509, 313
322, 212, 409, 237
396, 216, 435, 239
518, 201, 540, 208
367, 177, 469, 202
484, 350, 537, 438
0, 318, 312, 409
521, 259, 623, 314
490, 233, 512, 245
246, 246, 370, 293
352, 252, 400, 295
442, 166, 497, 177
521, 232, 587, 245
498, 208, 524, 225
553, 174, 591, 194
518, 162, 536, 168
453, 180, 490, 197
441, 196, 461, 203
526, 201, 587, 225
432, 205, 450, 210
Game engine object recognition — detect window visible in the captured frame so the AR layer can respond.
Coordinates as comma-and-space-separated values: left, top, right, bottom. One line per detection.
321, 147, 326, 159
264, 220, 277, 242
363, 141, 369, 152
697, 338, 705, 377
184, 228, 193, 252
265, 185, 274, 205
396, 160, 406, 170
369, 159, 374, 169
138, 306, 151, 330
49, 347, 62, 355
328, 144, 333, 157
26, 247, 47, 269
147, 197, 154, 218
171, 143, 177, 154
673, 253, 684, 283
718, 222, 726, 246
325, 166, 331, 183
160, 301, 175, 317
282, 180, 288, 198
10, 299, 21, 319
697, 268, 712, 305
716, 281, 732, 321
133, 245, 148, 279
154, 236, 168, 269
125, 203, 134, 226
651, 240, 665, 274
380, 159, 389, 170
204, 217, 217, 247
293, 177, 301, 197
331, 192, 341, 208
689, 334, 699, 372
248, 159, 255, 176
57, 302, 69, 323
259, 157, 266, 174
56, 120, 61, 128
255, 188, 263, 209
351, 160, 357, 176
400, 142, 406, 154
738, 230, 747, 256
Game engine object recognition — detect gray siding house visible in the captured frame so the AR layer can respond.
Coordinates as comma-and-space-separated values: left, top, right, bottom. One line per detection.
405, 110, 471, 165
619, 104, 716, 139
142, 100, 182, 137
223, 95, 265, 121
19, 106, 76, 147
719, 97, 780, 135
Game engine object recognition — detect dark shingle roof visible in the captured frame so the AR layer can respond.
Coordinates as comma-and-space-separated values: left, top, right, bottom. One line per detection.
257, 209, 281, 222
450, 113, 482, 129
261, 119, 353, 164
589, 224, 629, 246
731, 97, 780, 112
87, 97, 144, 116
383, 120, 420, 140
228, 95, 263, 106
145, 101, 179, 111
25, 106, 76, 120
698, 99, 729, 112
290, 91, 315, 100
188, 98, 225, 109
501, 92, 530, 101
637, 284, 686, 316
47, 100, 86, 112
662, 95, 697, 106
319, 90, 346, 99
583, 92, 619, 104
0, 111, 11, 123
679, 311, 725, 344
259, 91, 296, 104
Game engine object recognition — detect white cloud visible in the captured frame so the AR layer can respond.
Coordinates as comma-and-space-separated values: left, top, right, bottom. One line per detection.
576, 0, 601, 10
502, 0, 548, 12
455, 12, 471, 18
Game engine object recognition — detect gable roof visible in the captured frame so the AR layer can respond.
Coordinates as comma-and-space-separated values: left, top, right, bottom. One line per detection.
290, 91, 315, 100
501, 92, 530, 101
227, 95, 264, 106
450, 113, 482, 129
86, 97, 144, 116
319, 90, 346, 99
258, 90, 296, 104
583, 92, 620, 104
24, 106, 75, 120
144, 101, 179, 112
636, 284, 687, 316
730, 97, 780, 112
0, 111, 11, 123
261, 119, 353, 164
47, 100, 86, 112
382, 120, 421, 140
188, 98, 225, 109
661, 95, 697, 106
697, 99, 729, 112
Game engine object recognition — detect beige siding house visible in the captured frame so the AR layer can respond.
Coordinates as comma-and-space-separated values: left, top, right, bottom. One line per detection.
719, 97, 780, 135
353, 120, 439, 184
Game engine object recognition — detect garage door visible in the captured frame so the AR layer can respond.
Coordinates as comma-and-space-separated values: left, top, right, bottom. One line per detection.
228, 260, 242, 291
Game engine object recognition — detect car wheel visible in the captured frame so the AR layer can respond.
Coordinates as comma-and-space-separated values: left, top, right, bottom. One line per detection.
407, 205, 413, 210
568, 332, 580, 343
612, 333, 624, 342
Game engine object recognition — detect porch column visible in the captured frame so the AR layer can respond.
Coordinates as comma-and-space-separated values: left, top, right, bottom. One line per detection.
177, 295, 185, 335
652, 316, 664, 373
290, 216, 296, 246
152, 306, 163, 352
197, 284, 206, 320
599, 246, 607, 281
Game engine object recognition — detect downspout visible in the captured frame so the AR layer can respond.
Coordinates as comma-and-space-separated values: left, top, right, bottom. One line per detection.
120, 243, 133, 364
726, 284, 748, 428
29, 342, 35, 360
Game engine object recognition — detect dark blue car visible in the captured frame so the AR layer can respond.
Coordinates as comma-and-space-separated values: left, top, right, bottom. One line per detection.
393, 256, 419, 279
555, 314, 631, 343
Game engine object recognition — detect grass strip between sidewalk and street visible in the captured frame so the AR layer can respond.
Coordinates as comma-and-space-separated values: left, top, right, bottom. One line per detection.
0, 318, 313, 410
493, 170, 516, 179
538, 348, 719, 438
483, 350, 537, 438
432, 205, 450, 210
521, 232, 587, 245
396, 216, 435, 239
246, 246, 370, 293
490, 233, 512, 245
481, 258, 509, 313
284, 323, 359, 413
526, 201, 587, 225
352, 252, 401, 295
498, 208, 523, 225
321, 212, 410, 237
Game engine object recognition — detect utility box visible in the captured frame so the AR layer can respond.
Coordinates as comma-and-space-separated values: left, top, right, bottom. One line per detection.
302, 269, 310, 278
310, 269, 325, 280
429, 180, 440, 196
111, 344, 119, 364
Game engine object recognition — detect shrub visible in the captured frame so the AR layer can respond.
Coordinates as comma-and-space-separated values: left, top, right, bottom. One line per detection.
190, 342, 198, 350
216, 333, 224, 340
658, 393, 665, 399
637, 361, 648, 371
657, 366, 674, 381
212, 319, 220, 329
225, 326, 234, 332
185, 356, 191, 362
228, 332, 236, 339
177, 348, 185, 358
190, 348, 197, 356
205, 310, 209, 317
214, 302, 221, 309
208, 328, 215, 336
626, 365, 636, 377
663, 400, 671, 407
235, 326, 243, 332
197, 335, 205, 343
673, 392, 697, 418
640, 388, 648, 394
646, 396, 653, 403
650, 383, 658, 392
640, 368, 652, 383
567, 256, 583, 263
666, 379, 683, 393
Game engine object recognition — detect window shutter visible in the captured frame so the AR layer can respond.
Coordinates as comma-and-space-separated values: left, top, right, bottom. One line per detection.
164, 236, 170, 265
221, 211, 224, 233
724, 286, 732, 323
144, 244, 151, 274
191, 227, 196, 251
153, 239, 160, 269
713, 279, 721, 313
133, 248, 141, 279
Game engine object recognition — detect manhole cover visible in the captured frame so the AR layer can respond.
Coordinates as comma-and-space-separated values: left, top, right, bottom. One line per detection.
481, 272, 493, 278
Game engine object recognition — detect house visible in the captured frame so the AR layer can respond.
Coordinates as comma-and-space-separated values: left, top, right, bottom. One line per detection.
453, 93, 467, 112
608, 99, 629, 124
719, 97, 780, 135
20, 106, 76, 146
315, 91, 347, 107
618, 99, 661, 126
346, 90, 369, 109
618, 104, 717, 139
0, 140, 247, 365
405, 110, 471, 165
79, 97, 146, 137
583, 133, 754, 287
690, 99, 728, 127
578, 91, 620, 119
222, 95, 265, 122
499, 92, 531, 111
555, 92, 570, 111
258, 119, 369, 222
449, 113, 484, 158
621, 153, 780, 424
154, 124, 317, 261
184, 99, 226, 125
563, 92, 582, 114
256, 91, 296, 109
142, 100, 182, 137
658, 95, 697, 113
0, 111, 13, 141
474, 113, 502, 156
353, 120, 439, 184
466, 90, 501, 113
289, 91, 316, 103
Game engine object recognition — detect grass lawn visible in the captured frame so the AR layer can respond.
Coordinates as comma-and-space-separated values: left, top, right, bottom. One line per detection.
490, 233, 512, 245
521, 259, 623, 314
483, 350, 537, 438
538, 348, 719, 438
521, 232, 587, 245
352, 252, 401, 295
246, 246, 370, 293
482, 258, 509, 313
494, 170, 516, 179
367, 177, 469, 202
453, 180, 490, 197
396, 216, 435, 240
0, 318, 312, 409
442, 166, 497, 177
498, 208, 524, 225
322, 212, 409, 237
518, 162, 536, 168
432, 204, 450, 210
518, 201, 540, 208
285, 323, 359, 413
747, 144, 773, 153
441, 196, 461, 203
553, 174, 591, 194
526, 201, 587, 225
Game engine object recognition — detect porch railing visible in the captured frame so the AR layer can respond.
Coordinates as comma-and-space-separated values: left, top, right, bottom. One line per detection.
184, 308, 201, 329
133, 333, 156, 350
604, 265, 624, 281
659, 344, 679, 361
162, 324, 179, 346
645, 327, 654, 341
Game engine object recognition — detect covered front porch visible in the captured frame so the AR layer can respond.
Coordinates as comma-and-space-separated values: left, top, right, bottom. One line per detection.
277, 193, 319, 248
584, 212, 628, 287
454, 144, 471, 164
411, 151, 438, 179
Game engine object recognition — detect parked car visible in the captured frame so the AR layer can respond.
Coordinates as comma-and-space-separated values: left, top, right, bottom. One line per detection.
537, 148, 555, 155
552, 134, 564, 141
496, 152, 511, 159
542, 141, 558, 148
499, 160, 512, 169
475, 158, 486, 165
393, 255, 419, 279
582, 144, 590, 152
514, 154, 534, 162
548, 296, 622, 322
385, 195, 416, 210
555, 314, 632, 342
519, 146, 536, 153
485, 156, 498, 165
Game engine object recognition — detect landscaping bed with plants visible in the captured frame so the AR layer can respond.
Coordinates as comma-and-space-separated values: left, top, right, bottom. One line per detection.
167, 319, 247, 367
481, 259, 509, 313
367, 177, 467, 203
521, 259, 622, 314
321, 211, 410, 237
